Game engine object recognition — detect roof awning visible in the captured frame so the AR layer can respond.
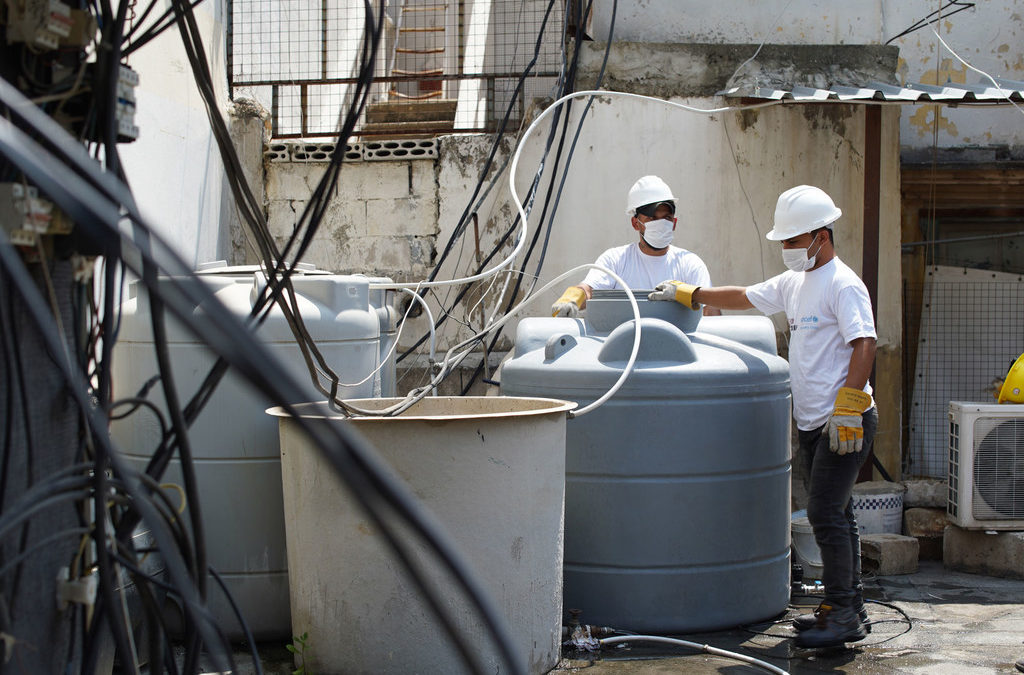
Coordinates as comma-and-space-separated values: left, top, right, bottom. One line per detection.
718, 77, 1024, 104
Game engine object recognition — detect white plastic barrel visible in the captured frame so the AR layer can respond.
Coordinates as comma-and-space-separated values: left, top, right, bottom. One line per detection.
270, 396, 575, 675
110, 263, 396, 639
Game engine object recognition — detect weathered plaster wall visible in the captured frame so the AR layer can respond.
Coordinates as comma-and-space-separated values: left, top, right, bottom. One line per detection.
264, 159, 439, 279
118, 0, 233, 268
886, 1, 1024, 154
591, 1, 887, 45
592, 1, 1023, 153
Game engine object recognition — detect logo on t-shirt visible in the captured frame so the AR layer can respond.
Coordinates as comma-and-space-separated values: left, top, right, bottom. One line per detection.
793, 315, 820, 331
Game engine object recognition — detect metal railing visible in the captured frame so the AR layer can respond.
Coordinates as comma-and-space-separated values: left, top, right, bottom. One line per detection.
229, 0, 564, 139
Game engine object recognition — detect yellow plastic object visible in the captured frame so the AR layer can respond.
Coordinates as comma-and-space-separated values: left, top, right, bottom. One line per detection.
997, 352, 1024, 403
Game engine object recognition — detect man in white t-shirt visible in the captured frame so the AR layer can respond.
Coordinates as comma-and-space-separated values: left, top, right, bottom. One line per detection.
550, 175, 720, 317
649, 185, 877, 650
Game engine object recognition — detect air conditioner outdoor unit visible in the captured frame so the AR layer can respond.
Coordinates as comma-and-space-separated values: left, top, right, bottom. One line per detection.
948, 401, 1024, 530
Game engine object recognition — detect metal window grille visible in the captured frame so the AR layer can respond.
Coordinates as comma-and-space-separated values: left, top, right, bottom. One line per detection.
229, 0, 564, 138
904, 275, 1024, 478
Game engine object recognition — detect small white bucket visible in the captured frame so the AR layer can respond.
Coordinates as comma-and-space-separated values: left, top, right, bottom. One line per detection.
851, 481, 906, 534
791, 513, 824, 581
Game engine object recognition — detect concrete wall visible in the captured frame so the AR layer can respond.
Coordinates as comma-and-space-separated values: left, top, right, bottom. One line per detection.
887, 2, 1024, 155
592, 0, 1024, 154
118, 0, 233, 268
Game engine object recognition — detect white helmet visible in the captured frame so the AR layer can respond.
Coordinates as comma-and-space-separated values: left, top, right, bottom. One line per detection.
625, 175, 676, 215
766, 185, 842, 240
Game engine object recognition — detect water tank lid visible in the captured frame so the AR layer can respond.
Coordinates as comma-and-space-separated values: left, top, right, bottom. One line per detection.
195, 260, 328, 275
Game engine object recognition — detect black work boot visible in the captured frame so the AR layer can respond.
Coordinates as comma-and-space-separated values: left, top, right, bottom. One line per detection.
792, 601, 870, 634
793, 602, 867, 648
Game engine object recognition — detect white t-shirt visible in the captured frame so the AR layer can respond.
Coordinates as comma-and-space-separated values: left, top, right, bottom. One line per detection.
745, 257, 876, 431
581, 243, 712, 292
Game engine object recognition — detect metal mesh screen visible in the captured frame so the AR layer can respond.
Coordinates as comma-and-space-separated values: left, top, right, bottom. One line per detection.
230, 0, 564, 138
906, 269, 1024, 478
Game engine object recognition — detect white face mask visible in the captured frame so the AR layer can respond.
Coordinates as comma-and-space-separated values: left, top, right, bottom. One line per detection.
782, 235, 824, 272
640, 218, 675, 249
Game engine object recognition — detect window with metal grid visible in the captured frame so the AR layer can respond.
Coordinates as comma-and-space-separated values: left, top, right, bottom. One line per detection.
229, 0, 565, 139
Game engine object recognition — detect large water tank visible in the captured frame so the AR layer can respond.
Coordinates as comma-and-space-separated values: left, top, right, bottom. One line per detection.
501, 291, 792, 632
110, 262, 396, 639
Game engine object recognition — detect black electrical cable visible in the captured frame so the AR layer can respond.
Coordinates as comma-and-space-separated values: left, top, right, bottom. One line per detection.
209, 566, 263, 675
425, 0, 562, 284
6, 5, 520, 663
0, 112, 526, 675
121, 0, 206, 56
109, 397, 169, 441
387, 0, 566, 358
0, 527, 91, 578
395, 0, 564, 363
0, 243, 236, 674
459, 0, 617, 394
164, 0, 381, 413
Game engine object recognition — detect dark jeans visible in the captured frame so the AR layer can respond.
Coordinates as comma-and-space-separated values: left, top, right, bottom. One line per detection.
798, 407, 878, 607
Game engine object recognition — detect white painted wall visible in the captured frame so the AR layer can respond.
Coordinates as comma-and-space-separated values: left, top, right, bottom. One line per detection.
118, 0, 231, 269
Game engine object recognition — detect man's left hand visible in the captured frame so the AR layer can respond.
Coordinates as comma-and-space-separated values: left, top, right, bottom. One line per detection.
826, 387, 872, 454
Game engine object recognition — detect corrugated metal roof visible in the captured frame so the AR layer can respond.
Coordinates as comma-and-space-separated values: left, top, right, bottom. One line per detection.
718, 77, 1024, 103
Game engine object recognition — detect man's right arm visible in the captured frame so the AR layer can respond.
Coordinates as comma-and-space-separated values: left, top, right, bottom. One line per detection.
693, 286, 755, 311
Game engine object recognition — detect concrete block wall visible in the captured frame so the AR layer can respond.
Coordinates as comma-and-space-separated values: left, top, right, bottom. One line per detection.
263, 159, 439, 280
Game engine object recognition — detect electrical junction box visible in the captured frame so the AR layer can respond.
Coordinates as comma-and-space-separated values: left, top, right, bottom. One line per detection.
0, 183, 60, 245
5, 0, 73, 50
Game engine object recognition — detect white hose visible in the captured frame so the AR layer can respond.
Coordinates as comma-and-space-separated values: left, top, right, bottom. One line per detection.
367, 91, 785, 294
342, 262, 642, 418
400, 288, 437, 396
329, 286, 435, 393
599, 635, 790, 675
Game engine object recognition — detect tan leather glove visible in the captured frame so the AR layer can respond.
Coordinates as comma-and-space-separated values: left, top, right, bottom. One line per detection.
648, 280, 700, 310
551, 286, 587, 317
826, 387, 873, 454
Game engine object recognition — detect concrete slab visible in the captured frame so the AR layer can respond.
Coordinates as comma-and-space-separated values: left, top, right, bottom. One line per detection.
903, 478, 947, 508
945, 525, 1024, 579
862, 533, 920, 575
546, 562, 1024, 674
904, 507, 949, 560
215, 562, 1024, 675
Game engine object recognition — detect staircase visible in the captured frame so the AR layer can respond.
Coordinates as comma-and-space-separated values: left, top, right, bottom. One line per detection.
364, 1, 456, 137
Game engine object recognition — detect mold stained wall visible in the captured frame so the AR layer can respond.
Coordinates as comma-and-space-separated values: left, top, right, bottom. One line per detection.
592, 0, 1023, 151
884, 2, 1024, 152
117, 0, 233, 268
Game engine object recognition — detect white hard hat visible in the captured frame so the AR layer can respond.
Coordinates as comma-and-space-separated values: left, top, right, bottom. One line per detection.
766, 185, 842, 240
625, 175, 676, 215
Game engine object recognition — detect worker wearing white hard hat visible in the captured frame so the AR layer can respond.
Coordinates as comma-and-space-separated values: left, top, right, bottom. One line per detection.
650, 185, 877, 649
550, 175, 720, 317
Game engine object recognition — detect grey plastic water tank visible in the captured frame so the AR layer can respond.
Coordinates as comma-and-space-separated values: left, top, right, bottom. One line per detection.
501, 291, 792, 632
110, 262, 396, 639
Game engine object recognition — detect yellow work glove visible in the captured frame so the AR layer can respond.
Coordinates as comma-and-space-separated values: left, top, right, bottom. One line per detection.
826, 387, 873, 455
648, 280, 700, 310
551, 286, 587, 317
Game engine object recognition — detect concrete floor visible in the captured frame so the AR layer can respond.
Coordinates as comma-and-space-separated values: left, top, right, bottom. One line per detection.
552, 561, 1024, 674
222, 561, 1024, 674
